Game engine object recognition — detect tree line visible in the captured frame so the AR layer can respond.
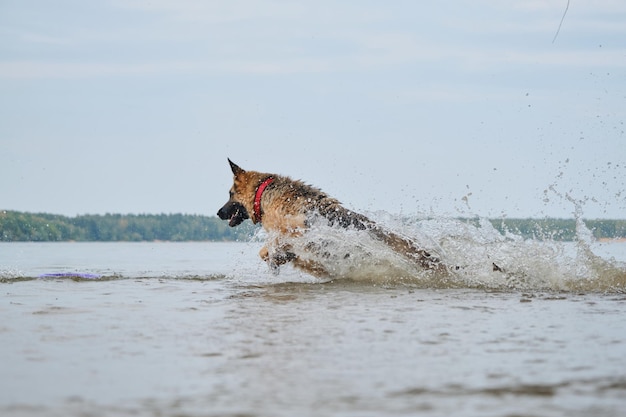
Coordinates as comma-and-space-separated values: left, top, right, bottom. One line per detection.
0, 211, 256, 242
485, 218, 626, 241
1, 210, 624, 242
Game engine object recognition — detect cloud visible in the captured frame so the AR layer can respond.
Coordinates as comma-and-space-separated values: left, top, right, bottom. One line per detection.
1, 1, 624, 80
19, 32, 74, 45
1, 37, 624, 80
110, 0, 378, 25
0, 60, 197, 78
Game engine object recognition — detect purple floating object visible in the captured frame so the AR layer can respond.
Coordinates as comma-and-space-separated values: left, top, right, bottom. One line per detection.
39, 273, 102, 279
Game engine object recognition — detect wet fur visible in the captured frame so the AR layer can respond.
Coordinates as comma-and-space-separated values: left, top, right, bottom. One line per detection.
218, 159, 448, 278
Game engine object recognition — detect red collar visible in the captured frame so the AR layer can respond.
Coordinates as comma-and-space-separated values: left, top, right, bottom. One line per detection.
253, 177, 274, 223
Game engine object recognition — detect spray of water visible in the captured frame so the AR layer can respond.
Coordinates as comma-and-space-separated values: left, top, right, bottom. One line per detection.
258, 206, 626, 292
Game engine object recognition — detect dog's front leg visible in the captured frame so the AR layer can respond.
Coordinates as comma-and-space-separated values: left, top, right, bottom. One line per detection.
260, 236, 330, 278
259, 244, 296, 274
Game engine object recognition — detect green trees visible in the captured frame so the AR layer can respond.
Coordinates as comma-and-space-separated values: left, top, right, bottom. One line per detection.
487, 218, 626, 241
0, 211, 256, 242
1, 210, 624, 242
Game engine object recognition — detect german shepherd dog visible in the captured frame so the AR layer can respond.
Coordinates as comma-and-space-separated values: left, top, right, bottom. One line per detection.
217, 159, 449, 278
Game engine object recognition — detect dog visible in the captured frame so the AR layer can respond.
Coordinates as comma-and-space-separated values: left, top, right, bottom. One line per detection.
217, 159, 449, 278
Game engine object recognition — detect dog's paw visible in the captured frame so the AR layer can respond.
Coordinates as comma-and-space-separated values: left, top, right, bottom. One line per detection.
266, 251, 297, 275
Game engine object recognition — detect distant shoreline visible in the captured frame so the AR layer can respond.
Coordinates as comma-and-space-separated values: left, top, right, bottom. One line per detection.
0, 211, 256, 242
597, 237, 626, 243
1, 210, 625, 242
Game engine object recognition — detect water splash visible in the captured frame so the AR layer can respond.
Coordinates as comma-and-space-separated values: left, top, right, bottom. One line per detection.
264, 210, 626, 292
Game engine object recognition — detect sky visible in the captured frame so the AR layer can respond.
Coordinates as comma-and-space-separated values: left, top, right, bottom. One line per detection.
1, 0, 625, 219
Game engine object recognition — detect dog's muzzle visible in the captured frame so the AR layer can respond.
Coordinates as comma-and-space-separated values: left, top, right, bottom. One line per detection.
217, 201, 249, 227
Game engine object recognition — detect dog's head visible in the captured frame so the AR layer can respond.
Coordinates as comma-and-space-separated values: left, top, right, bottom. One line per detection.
217, 159, 251, 227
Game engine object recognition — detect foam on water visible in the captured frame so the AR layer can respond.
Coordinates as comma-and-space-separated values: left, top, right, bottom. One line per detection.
260, 212, 626, 292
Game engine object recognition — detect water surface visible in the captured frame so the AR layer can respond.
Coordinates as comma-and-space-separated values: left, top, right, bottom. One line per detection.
1, 238, 625, 417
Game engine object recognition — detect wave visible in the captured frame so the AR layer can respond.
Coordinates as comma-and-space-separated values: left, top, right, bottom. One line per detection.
0, 273, 229, 284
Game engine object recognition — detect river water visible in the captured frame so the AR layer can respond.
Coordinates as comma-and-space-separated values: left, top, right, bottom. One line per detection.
1, 226, 625, 416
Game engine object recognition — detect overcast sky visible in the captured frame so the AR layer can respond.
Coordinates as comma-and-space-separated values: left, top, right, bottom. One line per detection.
1, 1, 624, 219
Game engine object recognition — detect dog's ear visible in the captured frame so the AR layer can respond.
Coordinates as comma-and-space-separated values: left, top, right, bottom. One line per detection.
228, 158, 245, 176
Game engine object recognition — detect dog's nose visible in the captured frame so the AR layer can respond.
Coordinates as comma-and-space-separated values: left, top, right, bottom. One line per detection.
217, 206, 228, 220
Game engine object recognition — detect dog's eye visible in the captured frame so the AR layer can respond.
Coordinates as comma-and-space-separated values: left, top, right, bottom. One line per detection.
229, 190, 234, 197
